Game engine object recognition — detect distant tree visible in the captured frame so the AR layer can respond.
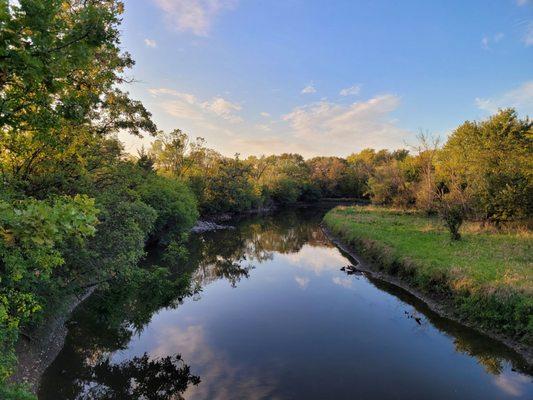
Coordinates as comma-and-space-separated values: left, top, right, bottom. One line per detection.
136, 147, 155, 173
307, 157, 348, 197
410, 132, 440, 214
368, 159, 414, 207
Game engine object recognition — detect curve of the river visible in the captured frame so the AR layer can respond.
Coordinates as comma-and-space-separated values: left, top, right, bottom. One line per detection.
39, 207, 533, 399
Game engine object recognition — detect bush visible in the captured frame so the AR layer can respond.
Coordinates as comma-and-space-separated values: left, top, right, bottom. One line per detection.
138, 175, 198, 245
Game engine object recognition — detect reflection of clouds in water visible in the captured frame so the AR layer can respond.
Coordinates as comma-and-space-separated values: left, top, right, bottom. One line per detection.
294, 275, 310, 289
282, 245, 347, 275
332, 276, 353, 289
150, 325, 279, 400
493, 372, 531, 397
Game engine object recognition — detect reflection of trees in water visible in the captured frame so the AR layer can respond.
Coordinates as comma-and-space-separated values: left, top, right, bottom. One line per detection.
40, 206, 533, 398
85, 353, 200, 400
453, 337, 504, 375
363, 268, 533, 377
39, 270, 199, 399
40, 208, 332, 399
189, 208, 333, 287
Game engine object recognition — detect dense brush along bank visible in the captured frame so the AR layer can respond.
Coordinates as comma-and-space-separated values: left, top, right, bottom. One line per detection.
32, 206, 533, 399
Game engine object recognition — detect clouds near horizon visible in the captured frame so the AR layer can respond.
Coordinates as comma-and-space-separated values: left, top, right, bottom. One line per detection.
282, 94, 411, 154
475, 81, 533, 115
143, 87, 413, 157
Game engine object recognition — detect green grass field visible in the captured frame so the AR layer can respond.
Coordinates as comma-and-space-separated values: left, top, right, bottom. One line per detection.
323, 206, 533, 346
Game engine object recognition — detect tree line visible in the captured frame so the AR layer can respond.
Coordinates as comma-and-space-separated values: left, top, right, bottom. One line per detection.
145, 107, 531, 237
0, 1, 531, 397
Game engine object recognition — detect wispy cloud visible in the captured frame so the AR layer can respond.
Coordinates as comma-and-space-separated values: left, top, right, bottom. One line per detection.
144, 38, 157, 48
294, 275, 310, 289
475, 81, 533, 115
282, 94, 411, 155
149, 87, 243, 123
260, 111, 270, 117
516, 0, 530, 6
202, 97, 243, 123
340, 85, 361, 96
493, 372, 531, 397
481, 32, 504, 50
145, 88, 412, 158
301, 84, 316, 94
332, 276, 353, 289
153, 0, 237, 36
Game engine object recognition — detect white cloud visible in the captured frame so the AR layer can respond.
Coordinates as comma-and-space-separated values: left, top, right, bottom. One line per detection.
260, 111, 270, 117
202, 97, 243, 123
516, 0, 530, 6
481, 36, 490, 50
294, 275, 310, 289
282, 245, 348, 275
139, 88, 411, 159
523, 21, 533, 46
153, 0, 236, 36
475, 81, 533, 115
144, 38, 157, 48
340, 85, 361, 96
332, 276, 353, 289
150, 324, 278, 399
493, 372, 531, 397
301, 84, 316, 94
150, 87, 243, 123
282, 94, 411, 155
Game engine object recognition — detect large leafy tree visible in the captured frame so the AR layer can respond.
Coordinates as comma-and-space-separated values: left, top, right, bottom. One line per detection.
0, 0, 156, 193
438, 109, 532, 223
0, 2, 166, 392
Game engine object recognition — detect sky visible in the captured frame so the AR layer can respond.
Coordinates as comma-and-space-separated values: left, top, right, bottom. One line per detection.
117, 0, 533, 158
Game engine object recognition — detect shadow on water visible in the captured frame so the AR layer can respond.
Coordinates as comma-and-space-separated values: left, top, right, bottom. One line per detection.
39, 205, 532, 399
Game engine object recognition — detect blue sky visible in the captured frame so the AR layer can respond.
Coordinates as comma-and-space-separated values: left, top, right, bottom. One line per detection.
118, 0, 532, 157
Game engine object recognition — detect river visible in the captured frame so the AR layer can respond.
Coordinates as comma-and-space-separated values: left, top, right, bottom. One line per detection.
38, 206, 532, 399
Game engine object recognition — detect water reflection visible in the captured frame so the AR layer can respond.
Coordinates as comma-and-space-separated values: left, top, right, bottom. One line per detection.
82, 354, 200, 400
39, 207, 532, 399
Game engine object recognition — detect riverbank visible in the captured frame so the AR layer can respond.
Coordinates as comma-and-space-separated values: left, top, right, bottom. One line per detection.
323, 206, 533, 365
11, 289, 95, 394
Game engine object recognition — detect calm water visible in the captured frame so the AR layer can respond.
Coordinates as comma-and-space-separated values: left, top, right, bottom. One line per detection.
39, 207, 533, 399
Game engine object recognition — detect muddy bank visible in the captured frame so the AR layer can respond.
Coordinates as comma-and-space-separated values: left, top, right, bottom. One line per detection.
11, 289, 94, 393
322, 226, 533, 367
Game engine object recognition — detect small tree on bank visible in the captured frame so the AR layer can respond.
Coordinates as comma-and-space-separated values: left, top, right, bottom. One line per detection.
436, 179, 471, 240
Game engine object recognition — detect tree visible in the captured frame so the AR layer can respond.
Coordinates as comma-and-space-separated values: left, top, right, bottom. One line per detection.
410, 132, 440, 214
0, 195, 98, 380
0, 0, 156, 193
307, 157, 349, 197
439, 109, 532, 224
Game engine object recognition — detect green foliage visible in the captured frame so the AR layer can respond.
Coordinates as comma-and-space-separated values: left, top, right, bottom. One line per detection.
0, 0, 156, 191
439, 109, 532, 224
0, 195, 98, 380
0, 383, 36, 400
0, 0, 531, 391
0, 2, 199, 390
367, 159, 415, 207
138, 175, 198, 244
